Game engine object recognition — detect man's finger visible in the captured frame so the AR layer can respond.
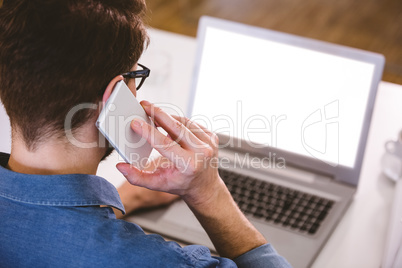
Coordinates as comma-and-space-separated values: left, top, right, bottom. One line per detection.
116, 162, 179, 194
130, 118, 187, 166
140, 100, 207, 150
116, 163, 160, 189
171, 115, 217, 146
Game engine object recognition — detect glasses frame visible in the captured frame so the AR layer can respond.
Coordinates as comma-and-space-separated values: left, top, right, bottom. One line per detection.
121, 63, 150, 91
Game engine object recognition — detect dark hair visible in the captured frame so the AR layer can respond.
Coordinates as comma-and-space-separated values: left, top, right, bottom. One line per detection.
0, 0, 149, 150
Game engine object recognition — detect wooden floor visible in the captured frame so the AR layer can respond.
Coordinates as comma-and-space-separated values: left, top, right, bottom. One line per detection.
145, 0, 402, 84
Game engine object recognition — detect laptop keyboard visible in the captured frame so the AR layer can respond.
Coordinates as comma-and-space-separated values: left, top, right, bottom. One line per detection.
219, 169, 334, 235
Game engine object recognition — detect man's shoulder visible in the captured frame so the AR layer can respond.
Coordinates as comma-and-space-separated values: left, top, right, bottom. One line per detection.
78, 217, 196, 267
70, 215, 234, 268
0, 201, 195, 267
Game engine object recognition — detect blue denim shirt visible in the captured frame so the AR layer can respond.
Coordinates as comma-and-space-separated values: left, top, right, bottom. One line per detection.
0, 153, 291, 268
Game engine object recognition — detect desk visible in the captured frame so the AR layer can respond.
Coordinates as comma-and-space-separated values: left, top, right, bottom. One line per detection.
0, 29, 401, 268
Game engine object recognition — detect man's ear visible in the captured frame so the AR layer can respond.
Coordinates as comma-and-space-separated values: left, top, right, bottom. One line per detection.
102, 75, 124, 105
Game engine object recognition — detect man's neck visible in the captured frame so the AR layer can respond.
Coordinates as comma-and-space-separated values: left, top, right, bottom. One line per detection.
8, 132, 104, 176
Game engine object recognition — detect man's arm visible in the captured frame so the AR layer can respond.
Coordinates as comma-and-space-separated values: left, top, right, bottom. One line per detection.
185, 178, 267, 258
116, 100, 267, 259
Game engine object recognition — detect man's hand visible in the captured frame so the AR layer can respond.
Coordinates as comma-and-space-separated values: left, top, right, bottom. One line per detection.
116, 100, 221, 206
116, 100, 267, 259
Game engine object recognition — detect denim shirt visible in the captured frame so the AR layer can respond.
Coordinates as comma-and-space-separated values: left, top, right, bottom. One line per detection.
0, 153, 291, 268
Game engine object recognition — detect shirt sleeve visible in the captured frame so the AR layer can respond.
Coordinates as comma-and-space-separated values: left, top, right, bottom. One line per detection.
233, 243, 293, 268
181, 243, 291, 268
181, 245, 237, 267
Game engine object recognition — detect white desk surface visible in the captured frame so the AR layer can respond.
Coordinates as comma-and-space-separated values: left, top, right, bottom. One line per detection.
0, 28, 401, 268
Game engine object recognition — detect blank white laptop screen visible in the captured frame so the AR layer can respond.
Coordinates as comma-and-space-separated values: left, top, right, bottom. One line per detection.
191, 27, 376, 168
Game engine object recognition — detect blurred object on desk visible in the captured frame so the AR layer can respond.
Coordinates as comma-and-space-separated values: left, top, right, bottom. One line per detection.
382, 131, 402, 182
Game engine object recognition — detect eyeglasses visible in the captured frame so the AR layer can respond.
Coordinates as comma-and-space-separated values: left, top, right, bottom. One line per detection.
121, 63, 150, 91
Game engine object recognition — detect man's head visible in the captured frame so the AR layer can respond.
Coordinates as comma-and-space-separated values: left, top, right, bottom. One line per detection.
0, 0, 148, 151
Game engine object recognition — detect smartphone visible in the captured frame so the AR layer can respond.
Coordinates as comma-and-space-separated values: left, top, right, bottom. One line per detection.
96, 80, 154, 168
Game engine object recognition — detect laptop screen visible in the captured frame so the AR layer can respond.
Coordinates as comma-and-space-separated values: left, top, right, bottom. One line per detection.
191, 24, 377, 168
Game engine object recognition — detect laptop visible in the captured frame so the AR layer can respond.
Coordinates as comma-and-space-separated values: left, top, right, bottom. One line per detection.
128, 16, 385, 268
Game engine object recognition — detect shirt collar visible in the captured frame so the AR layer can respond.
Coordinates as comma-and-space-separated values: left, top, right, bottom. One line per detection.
0, 153, 125, 214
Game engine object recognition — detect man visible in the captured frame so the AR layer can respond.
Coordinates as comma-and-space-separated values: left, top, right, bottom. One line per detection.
0, 0, 291, 267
